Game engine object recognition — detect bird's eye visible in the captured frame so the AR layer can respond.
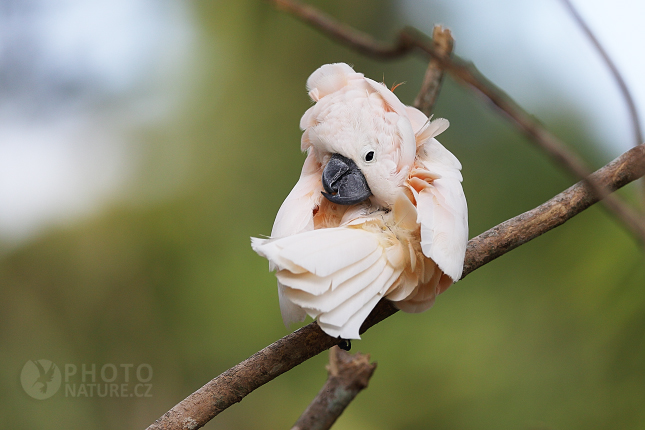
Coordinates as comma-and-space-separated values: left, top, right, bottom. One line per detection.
363, 150, 375, 163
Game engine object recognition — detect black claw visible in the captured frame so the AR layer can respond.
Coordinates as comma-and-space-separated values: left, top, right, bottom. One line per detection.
338, 338, 352, 351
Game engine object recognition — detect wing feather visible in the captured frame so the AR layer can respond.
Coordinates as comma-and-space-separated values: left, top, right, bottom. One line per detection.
255, 218, 412, 339
318, 294, 382, 339
271, 151, 322, 239
414, 138, 468, 281
318, 264, 399, 328
252, 63, 469, 334
416, 178, 468, 281
256, 150, 324, 325
251, 237, 307, 274
275, 248, 382, 296
282, 255, 387, 312
276, 227, 380, 277
277, 282, 307, 324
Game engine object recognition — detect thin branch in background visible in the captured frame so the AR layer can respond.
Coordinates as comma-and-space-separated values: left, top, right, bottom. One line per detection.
291, 347, 377, 430
559, 0, 643, 146
146, 142, 645, 430
267, 0, 645, 245
413, 25, 454, 116
559, 0, 645, 211
271, 0, 410, 57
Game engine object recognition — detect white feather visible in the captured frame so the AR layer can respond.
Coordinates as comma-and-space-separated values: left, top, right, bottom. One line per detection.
252, 236, 308, 324
319, 264, 399, 327
416, 177, 468, 281
277, 227, 380, 277
318, 294, 382, 339
386, 263, 430, 302
277, 270, 332, 296
255, 216, 414, 339
417, 118, 450, 142
276, 248, 382, 296
404, 106, 429, 134
277, 282, 307, 324
364, 78, 408, 116
419, 138, 462, 175
271, 152, 322, 239
306, 63, 361, 101
261, 150, 324, 326
283, 255, 387, 313
364, 78, 416, 168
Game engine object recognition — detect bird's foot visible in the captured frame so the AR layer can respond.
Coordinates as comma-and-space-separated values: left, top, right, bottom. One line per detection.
337, 338, 351, 351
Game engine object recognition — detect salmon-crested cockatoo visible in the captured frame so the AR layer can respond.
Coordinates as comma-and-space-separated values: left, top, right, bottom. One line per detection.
252, 63, 468, 340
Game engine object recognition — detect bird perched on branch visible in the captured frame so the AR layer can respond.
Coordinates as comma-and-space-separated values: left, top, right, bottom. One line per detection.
252, 63, 468, 340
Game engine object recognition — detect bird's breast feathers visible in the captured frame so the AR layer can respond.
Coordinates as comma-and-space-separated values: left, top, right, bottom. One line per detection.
252, 63, 468, 339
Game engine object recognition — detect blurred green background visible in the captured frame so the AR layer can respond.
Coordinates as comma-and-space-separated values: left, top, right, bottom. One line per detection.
2, 1, 645, 429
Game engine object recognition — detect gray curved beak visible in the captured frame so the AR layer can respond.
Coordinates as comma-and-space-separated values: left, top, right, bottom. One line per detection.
321, 153, 372, 205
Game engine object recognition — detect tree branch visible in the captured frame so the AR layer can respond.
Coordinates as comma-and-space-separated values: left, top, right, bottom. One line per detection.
559, 0, 645, 211
271, 0, 412, 58
291, 347, 377, 430
268, 0, 645, 245
413, 25, 454, 116
146, 142, 645, 430
462, 143, 645, 276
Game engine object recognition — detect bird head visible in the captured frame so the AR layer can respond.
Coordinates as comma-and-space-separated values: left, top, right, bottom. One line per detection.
299, 63, 419, 208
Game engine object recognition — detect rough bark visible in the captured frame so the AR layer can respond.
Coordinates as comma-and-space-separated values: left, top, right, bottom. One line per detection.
291, 347, 376, 430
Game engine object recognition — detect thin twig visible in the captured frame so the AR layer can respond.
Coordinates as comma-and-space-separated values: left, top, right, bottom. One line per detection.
271, 0, 411, 58
559, 0, 645, 211
559, 0, 643, 146
413, 25, 454, 116
291, 347, 377, 430
268, 0, 645, 245
146, 142, 645, 430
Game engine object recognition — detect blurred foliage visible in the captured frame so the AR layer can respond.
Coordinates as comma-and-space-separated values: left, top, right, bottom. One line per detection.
2, 0, 644, 429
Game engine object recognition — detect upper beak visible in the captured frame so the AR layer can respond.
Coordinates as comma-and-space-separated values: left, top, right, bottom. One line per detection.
321, 153, 372, 205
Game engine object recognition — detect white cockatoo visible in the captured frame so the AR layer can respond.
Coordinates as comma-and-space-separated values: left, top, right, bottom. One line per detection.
252, 63, 468, 340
